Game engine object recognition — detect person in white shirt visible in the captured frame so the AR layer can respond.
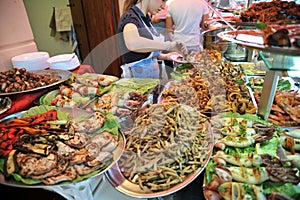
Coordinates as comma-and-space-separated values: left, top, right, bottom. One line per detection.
166, 0, 210, 52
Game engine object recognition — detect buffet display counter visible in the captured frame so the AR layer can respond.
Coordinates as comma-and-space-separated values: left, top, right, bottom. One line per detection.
1, 1, 300, 196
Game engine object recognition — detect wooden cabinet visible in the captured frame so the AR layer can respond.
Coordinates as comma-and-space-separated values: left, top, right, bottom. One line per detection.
68, 0, 122, 77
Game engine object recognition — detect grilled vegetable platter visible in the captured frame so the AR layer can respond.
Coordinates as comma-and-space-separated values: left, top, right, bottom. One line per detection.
0, 105, 125, 187
203, 112, 300, 200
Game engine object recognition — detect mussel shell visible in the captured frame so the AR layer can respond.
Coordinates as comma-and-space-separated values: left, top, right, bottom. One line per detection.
293, 39, 300, 48
0, 97, 12, 115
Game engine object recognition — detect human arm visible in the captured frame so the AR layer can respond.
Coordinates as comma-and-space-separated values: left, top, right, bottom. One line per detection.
151, 9, 166, 24
151, 14, 162, 24
165, 16, 174, 41
200, 13, 210, 30
123, 23, 183, 53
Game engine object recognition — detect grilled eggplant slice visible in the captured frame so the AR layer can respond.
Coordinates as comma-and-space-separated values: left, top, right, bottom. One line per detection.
3, 149, 18, 177
16, 143, 54, 156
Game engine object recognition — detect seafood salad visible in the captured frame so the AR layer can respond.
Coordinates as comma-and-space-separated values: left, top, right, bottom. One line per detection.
254, 90, 300, 127
170, 56, 257, 115
204, 113, 300, 200
118, 103, 214, 192
0, 105, 123, 186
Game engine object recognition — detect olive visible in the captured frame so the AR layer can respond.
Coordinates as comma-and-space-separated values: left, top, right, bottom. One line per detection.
279, 10, 286, 14
287, 15, 299, 20
293, 39, 300, 48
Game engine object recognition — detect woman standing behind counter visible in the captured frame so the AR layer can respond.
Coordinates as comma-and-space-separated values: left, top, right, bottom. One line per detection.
118, 0, 188, 78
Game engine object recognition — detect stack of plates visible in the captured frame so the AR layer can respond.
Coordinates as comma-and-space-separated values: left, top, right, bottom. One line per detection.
47, 53, 80, 71
11, 52, 50, 71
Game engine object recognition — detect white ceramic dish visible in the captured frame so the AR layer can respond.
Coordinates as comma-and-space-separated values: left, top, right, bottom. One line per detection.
11, 52, 50, 71
47, 53, 80, 71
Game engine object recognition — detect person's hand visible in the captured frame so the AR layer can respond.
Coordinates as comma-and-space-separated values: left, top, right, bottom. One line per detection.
176, 41, 188, 57
160, 52, 181, 61
167, 41, 188, 57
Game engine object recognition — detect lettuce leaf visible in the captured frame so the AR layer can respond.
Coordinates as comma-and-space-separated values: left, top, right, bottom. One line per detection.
262, 182, 300, 198
277, 79, 291, 91
255, 137, 279, 157
89, 112, 120, 137
0, 159, 110, 186
205, 160, 217, 184
0, 159, 4, 172
11, 173, 42, 185
113, 78, 159, 95
0, 158, 42, 185
21, 105, 70, 120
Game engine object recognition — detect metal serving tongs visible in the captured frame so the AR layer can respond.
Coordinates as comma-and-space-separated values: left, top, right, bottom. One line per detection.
200, 0, 238, 35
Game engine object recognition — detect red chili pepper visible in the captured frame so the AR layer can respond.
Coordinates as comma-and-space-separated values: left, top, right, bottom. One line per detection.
7, 129, 17, 139
0, 141, 8, 149
11, 136, 19, 144
7, 133, 15, 140
2, 133, 8, 141
0, 123, 33, 128
20, 110, 58, 123
3, 139, 14, 147
16, 129, 25, 135
0, 147, 12, 157
31, 116, 47, 124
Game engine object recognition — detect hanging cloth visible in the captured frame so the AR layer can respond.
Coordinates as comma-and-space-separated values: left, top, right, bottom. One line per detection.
49, 7, 72, 42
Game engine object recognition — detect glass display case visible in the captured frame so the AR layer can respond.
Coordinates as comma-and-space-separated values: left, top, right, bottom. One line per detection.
256, 51, 300, 120
206, 0, 300, 120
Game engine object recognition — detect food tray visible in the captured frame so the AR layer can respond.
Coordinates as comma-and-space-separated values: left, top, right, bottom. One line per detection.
105, 105, 214, 198
217, 30, 300, 56
232, 62, 266, 76
203, 114, 300, 200
105, 140, 213, 198
0, 69, 71, 96
0, 109, 126, 188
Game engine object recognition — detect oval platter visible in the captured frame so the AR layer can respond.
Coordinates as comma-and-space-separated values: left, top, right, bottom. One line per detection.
0, 108, 126, 189
105, 117, 214, 199
0, 69, 72, 96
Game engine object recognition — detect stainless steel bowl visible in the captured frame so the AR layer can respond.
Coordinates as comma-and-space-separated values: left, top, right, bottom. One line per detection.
224, 42, 247, 61
203, 25, 256, 61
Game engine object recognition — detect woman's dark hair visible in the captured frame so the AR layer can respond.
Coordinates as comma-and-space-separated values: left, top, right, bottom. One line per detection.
123, 0, 140, 13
